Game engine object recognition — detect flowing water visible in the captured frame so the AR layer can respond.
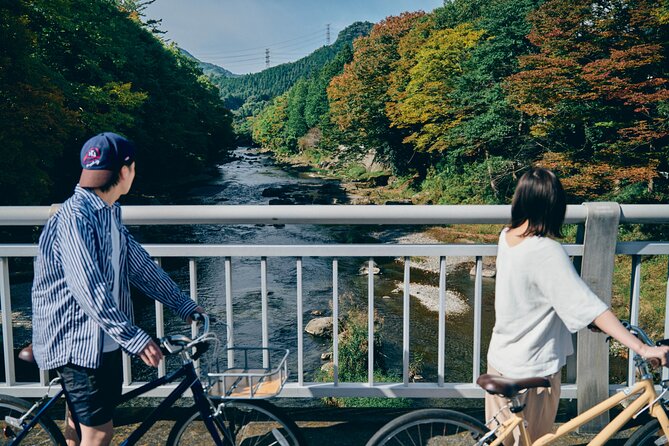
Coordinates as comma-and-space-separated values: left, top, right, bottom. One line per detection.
127, 147, 495, 385
6, 147, 494, 387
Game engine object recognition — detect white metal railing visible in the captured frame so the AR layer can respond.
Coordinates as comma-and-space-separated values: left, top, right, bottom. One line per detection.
0, 204, 668, 403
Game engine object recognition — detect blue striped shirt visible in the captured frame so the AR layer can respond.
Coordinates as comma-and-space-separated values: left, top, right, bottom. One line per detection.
32, 186, 198, 369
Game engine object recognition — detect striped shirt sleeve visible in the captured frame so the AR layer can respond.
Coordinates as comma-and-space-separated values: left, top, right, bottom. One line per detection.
124, 229, 198, 321
59, 208, 152, 356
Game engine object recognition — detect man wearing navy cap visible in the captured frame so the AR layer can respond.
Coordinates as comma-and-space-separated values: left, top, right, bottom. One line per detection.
32, 132, 203, 445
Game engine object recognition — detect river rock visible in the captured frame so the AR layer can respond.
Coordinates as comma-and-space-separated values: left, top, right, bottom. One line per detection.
269, 198, 293, 205
361, 149, 388, 173
305, 317, 333, 337
359, 261, 380, 275
321, 352, 333, 361
469, 258, 497, 278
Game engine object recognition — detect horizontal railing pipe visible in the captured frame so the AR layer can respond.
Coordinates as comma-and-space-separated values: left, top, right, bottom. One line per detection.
0, 203, 667, 406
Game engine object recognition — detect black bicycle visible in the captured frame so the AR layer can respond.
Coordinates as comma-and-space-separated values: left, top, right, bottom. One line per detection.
0, 313, 305, 445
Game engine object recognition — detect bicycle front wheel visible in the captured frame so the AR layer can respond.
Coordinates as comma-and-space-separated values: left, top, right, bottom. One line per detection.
167, 399, 305, 446
0, 394, 66, 445
625, 418, 669, 445
366, 408, 489, 446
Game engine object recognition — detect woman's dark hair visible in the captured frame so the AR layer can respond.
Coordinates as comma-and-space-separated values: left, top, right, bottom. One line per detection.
510, 167, 567, 238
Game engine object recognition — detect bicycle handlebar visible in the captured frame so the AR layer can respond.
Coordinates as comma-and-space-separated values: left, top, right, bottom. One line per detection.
160, 312, 216, 357
622, 321, 667, 370
622, 321, 656, 347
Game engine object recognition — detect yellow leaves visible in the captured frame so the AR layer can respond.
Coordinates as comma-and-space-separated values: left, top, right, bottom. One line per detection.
388, 24, 484, 152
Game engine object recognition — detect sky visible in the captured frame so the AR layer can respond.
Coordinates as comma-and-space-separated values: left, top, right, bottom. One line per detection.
143, 0, 445, 74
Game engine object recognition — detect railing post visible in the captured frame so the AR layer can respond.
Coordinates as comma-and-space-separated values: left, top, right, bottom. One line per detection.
577, 202, 620, 432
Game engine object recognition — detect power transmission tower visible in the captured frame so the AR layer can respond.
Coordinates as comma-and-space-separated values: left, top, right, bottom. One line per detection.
265, 48, 270, 69
326, 24, 331, 45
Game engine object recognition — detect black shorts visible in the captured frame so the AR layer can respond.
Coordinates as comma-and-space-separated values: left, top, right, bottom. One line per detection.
56, 349, 122, 427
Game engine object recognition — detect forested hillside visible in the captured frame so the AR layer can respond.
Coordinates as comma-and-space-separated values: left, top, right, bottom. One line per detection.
180, 49, 239, 79
211, 22, 373, 138
252, 0, 669, 205
0, 0, 235, 205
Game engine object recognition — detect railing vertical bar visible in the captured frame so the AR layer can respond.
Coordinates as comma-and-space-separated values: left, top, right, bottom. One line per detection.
154, 258, 165, 377
0, 258, 15, 386
225, 257, 234, 367
261, 256, 269, 368
39, 369, 49, 386
438, 256, 446, 387
403, 257, 411, 386
122, 353, 131, 387
628, 255, 642, 385
664, 258, 669, 381
368, 258, 374, 386
189, 260, 199, 372
473, 256, 483, 382
296, 257, 304, 386
333, 259, 339, 386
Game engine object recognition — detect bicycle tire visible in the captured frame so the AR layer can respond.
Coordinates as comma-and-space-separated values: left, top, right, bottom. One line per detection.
366, 408, 489, 446
625, 418, 669, 445
167, 399, 306, 446
0, 394, 66, 446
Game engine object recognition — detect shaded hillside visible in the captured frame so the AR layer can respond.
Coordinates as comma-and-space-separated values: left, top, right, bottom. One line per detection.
0, 0, 235, 205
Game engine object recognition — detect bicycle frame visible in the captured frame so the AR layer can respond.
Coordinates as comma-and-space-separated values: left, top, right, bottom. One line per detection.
10, 361, 225, 446
487, 377, 669, 446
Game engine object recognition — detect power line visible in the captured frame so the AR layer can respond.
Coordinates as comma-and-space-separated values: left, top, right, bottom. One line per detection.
194, 28, 326, 57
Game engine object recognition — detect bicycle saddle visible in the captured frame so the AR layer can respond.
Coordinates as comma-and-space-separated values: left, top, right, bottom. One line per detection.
477, 374, 550, 398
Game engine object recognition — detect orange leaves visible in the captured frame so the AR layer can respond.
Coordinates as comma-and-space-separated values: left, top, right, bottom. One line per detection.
504, 0, 669, 163
327, 12, 426, 142
538, 152, 658, 198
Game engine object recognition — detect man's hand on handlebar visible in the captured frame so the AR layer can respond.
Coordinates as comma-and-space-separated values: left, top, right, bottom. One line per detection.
139, 339, 164, 368
187, 306, 206, 324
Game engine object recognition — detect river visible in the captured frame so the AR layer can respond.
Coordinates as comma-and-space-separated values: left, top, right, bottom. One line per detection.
127, 147, 496, 385
6, 146, 494, 386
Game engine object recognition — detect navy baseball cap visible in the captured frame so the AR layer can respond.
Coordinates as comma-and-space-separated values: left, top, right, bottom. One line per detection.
79, 132, 136, 188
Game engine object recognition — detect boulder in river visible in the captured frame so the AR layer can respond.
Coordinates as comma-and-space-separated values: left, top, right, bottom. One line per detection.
305, 317, 333, 337
359, 261, 380, 275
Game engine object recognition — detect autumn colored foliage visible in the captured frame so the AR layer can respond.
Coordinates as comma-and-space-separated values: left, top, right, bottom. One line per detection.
252, 0, 669, 204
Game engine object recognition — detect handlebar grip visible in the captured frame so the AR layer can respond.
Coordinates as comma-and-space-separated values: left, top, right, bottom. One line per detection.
649, 357, 662, 369
190, 312, 210, 335
657, 339, 669, 347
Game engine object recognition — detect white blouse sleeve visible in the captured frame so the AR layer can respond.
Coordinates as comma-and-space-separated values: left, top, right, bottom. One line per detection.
534, 241, 609, 333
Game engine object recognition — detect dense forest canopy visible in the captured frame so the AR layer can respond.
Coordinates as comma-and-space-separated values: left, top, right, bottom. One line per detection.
0, 0, 235, 205
209, 21, 373, 139
251, 0, 669, 204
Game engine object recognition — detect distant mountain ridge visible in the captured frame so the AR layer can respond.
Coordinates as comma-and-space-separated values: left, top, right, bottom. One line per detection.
210, 21, 373, 111
179, 48, 239, 78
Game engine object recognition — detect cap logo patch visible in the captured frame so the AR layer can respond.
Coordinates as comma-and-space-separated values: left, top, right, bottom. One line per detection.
83, 147, 102, 168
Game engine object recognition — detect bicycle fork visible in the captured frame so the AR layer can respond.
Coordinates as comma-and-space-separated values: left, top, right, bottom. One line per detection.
3, 379, 64, 444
